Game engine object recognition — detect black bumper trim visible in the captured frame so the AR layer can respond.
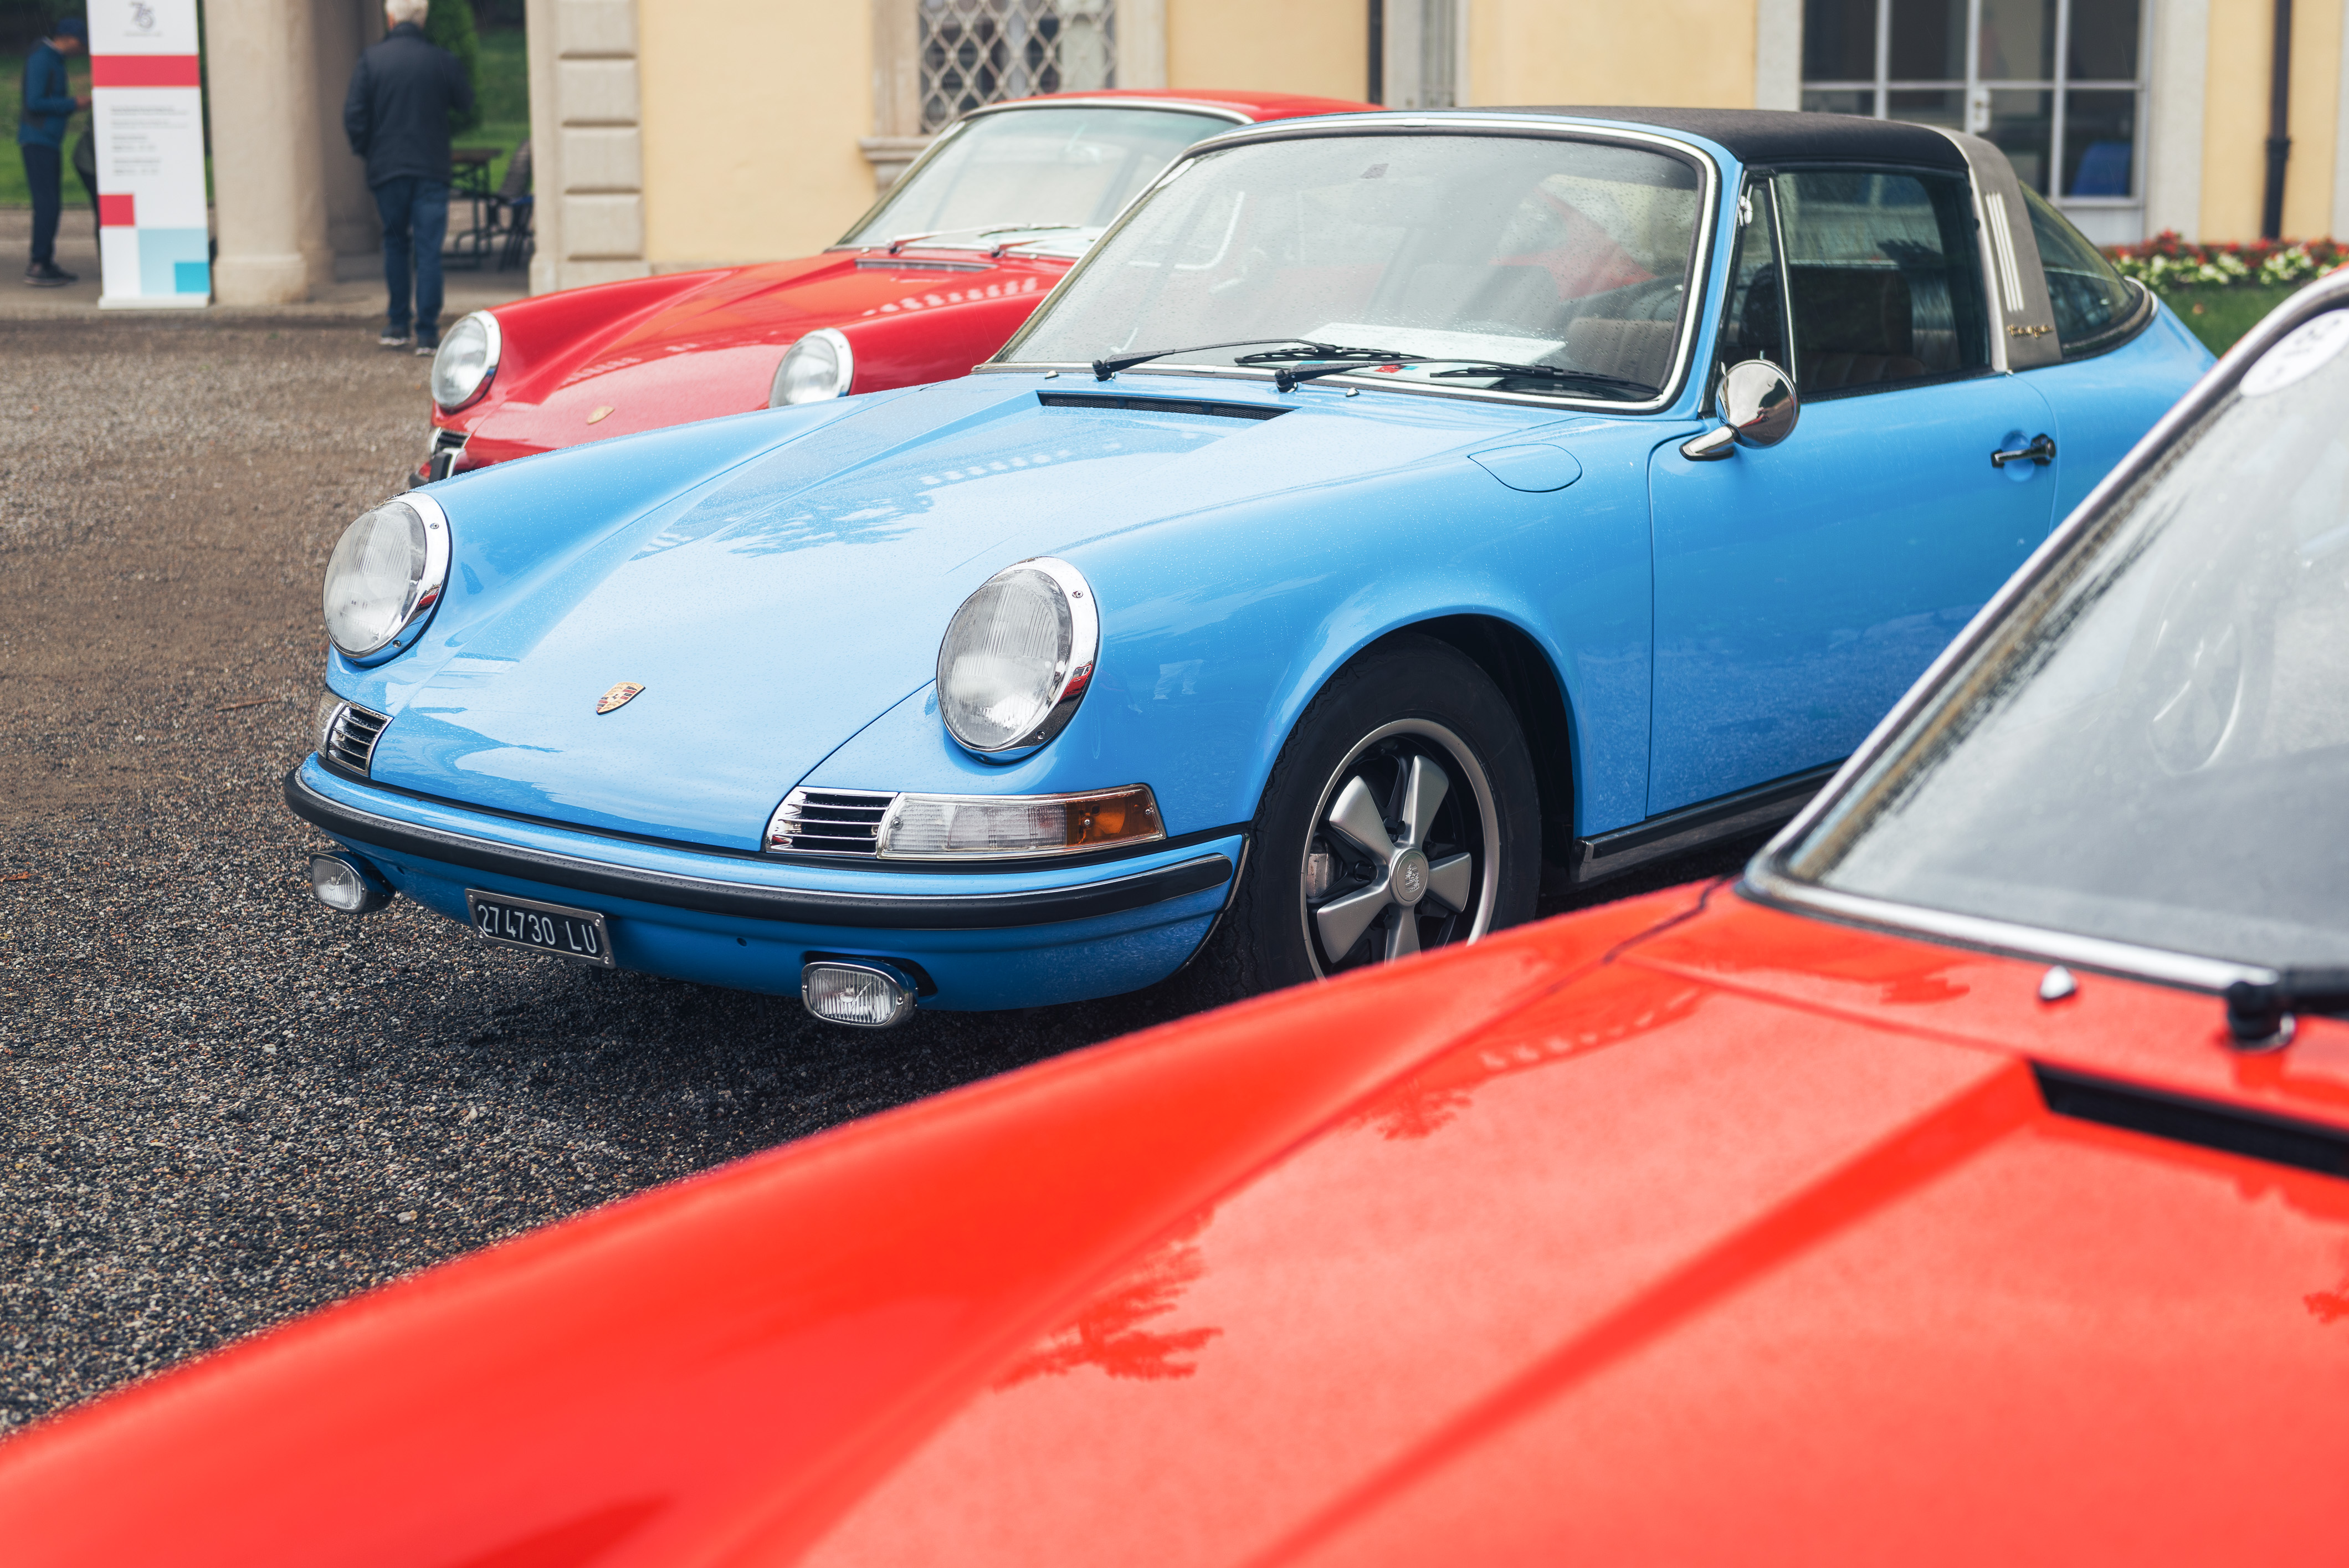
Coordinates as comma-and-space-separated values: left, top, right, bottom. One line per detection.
284, 771, 1235, 931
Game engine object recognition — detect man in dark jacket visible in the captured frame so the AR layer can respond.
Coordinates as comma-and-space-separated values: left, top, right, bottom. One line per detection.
343, 0, 474, 351
17, 17, 89, 288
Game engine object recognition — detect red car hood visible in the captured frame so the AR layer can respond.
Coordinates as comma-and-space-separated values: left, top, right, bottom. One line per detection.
7, 885, 2349, 1565
450, 251, 1065, 458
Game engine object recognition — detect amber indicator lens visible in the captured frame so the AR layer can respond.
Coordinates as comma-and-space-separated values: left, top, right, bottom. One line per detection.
879, 784, 1165, 859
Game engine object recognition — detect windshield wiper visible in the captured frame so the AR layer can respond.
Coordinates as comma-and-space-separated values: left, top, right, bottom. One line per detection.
1425, 361, 1658, 398
1092, 339, 1359, 381
2225, 966, 2349, 1047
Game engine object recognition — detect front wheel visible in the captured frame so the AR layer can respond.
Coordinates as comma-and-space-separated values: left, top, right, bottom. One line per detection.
1184, 635, 1541, 1001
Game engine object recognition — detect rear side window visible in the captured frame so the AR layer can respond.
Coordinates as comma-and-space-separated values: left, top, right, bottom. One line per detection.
1771, 168, 1991, 395
2021, 185, 2147, 358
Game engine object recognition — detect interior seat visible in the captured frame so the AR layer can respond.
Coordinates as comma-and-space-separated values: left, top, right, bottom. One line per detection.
1785, 267, 1925, 390
1563, 317, 1675, 389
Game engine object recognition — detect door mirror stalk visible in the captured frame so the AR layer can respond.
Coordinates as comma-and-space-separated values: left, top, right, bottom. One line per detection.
1681, 360, 1799, 462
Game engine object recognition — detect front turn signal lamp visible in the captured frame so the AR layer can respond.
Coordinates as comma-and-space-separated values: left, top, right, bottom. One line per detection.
878, 784, 1163, 860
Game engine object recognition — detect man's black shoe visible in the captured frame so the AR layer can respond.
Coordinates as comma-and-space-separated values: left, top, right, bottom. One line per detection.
414, 331, 440, 356
24, 262, 75, 287
378, 328, 411, 348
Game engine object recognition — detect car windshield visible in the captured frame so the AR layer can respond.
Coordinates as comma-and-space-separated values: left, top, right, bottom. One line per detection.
998, 132, 1706, 400
838, 105, 1235, 255
1782, 305, 2349, 970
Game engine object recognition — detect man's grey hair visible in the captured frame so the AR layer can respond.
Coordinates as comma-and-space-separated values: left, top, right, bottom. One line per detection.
385, 0, 430, 25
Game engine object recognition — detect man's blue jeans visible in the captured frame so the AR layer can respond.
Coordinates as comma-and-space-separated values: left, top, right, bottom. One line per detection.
374, 177, 449, 337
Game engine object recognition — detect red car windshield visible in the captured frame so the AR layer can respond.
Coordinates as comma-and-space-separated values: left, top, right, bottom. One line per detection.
1787, 305, 2349, 970
839, 105, 1235, 254
998, 132, 1705, 400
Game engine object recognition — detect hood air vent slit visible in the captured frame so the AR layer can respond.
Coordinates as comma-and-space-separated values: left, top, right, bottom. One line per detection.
2033, 1064, 2349, 1178
1038, 392, 1288, 421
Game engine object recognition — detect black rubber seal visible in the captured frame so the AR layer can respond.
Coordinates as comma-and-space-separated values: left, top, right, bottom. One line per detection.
284, 771, 1234, 931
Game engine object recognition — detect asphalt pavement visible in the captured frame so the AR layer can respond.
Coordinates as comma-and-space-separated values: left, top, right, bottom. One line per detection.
0, 314, 1758, 1438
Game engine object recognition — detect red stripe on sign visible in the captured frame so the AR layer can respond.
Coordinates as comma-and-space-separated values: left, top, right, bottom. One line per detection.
92, 54, 202, 88
99, 193, 136, 227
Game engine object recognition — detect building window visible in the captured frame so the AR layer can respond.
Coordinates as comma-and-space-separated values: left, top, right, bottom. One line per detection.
920, 0, 1117, 132
1801, 0, 2145, 240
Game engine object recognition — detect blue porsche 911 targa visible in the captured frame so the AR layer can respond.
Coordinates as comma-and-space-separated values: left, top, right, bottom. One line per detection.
291, 107, 2210, 1024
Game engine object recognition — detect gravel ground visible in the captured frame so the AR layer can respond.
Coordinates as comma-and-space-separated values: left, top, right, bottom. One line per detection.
0, 315, 1757, 1439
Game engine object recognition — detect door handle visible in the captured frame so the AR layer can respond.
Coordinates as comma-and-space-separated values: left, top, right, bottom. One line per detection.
1991, 433, 2057, 469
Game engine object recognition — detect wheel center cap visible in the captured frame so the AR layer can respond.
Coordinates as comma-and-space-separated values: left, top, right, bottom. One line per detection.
1391, 848, 1430, 906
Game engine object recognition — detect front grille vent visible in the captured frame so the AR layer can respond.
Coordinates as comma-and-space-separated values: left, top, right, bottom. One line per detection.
767, 788, 896, 856
1038, 392, 1288, 421
324, 702, 391, 776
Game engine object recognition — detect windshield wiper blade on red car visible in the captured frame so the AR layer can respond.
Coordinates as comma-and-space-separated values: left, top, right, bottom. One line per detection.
2224, 966, 2349, 1048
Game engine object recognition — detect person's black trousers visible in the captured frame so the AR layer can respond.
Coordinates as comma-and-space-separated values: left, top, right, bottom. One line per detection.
22, 143, 62, 268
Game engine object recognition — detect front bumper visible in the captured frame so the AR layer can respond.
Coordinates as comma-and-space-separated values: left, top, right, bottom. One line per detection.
285, 762, 1240, 1010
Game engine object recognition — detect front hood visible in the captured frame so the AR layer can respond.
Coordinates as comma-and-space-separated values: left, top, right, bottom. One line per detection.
371, 376, 1570, 846
459, 253, 1065, 452
10, 891, 2348, 1565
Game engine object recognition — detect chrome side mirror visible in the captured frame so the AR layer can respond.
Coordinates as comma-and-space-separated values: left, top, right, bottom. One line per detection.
1680, 360, 1798, 462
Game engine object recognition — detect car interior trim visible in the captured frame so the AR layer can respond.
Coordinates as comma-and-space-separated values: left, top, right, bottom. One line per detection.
1739, 274, 2349, 993
284, 770, 1237, 931
2033, 1064, 2349, 1177
979, 115, 1721, 419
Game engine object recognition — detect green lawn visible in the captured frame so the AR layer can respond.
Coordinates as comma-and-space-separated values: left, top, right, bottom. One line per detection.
2153, 283, 2305, 356
1, 25, 525, 206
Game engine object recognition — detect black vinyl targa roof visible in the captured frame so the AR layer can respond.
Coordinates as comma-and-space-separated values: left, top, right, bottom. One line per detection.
1472, 107, 1970, 171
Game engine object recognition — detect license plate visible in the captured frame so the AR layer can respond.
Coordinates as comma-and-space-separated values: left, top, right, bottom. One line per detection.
465, 890, 614, 967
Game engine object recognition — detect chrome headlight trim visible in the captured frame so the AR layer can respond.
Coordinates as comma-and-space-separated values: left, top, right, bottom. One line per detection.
935, 556, 1100, 760
323, 490, 451, 661
430, 310, 502, 412
770, 327, 857, 407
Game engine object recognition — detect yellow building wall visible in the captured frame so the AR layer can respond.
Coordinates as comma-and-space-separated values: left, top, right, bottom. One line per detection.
2200, 0, 2343, 240
1166, 0, 1370, 100
639, 0, 878, 267
1463, 0, 1757, 109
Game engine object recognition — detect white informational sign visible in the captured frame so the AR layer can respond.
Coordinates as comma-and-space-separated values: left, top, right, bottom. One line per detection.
90, 0, 209, 309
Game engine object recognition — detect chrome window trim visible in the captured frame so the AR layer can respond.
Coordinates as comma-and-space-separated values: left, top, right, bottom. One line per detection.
431, 309, 502, 413
977, 115, 1724, 418
828, 98, 1258, 254
937, 555, 1102, 759
1740, 268, 2349, 995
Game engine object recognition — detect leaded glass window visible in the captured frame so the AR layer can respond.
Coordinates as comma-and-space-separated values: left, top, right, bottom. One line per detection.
920, 0, 1117, 133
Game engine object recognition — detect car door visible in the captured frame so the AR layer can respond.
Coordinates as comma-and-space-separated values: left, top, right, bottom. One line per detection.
1645, 165, 2061, 816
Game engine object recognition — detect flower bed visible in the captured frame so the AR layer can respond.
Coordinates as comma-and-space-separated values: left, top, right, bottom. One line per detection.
2105, 231, 2347, 289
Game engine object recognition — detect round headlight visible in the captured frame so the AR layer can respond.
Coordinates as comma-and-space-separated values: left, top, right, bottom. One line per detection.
324, 496, 450, 658
937, 557, 1100, 755
430, 311, 502, 411
770, 328, 856, 407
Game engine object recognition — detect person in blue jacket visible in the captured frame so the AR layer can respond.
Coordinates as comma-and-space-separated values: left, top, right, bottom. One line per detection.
17, 17, 89, 288
343, 0, 473, 352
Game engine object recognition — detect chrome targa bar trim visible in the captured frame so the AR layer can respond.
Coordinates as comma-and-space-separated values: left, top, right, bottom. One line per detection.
1740, 270, 2349, 995
284, 771, 1234, 931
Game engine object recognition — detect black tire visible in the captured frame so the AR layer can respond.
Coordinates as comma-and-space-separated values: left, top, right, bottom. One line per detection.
1182, 633, 1542, 1003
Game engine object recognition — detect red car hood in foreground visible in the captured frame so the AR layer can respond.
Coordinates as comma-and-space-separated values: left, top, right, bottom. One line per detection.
7, 884, 2348, 1564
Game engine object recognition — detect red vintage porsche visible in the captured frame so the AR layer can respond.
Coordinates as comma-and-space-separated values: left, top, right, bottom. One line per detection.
413, 89, 1370, 484
10, 281, 2349, 1561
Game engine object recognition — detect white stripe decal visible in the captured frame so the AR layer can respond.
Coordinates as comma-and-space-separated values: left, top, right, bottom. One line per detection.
1986, 193, 2025, 312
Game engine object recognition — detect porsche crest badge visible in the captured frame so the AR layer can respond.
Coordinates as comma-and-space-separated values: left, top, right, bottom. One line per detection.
596, 681, 647, 715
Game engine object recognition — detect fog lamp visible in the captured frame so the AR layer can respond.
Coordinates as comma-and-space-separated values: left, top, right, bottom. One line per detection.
879, 783, 1163, 859
801, 960, 915, 1028
308, 853, 393, 914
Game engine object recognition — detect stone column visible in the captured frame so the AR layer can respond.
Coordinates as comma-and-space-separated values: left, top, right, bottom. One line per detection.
316, 0, 384, 261
525, 0, 647, 294
206, 0, 334, 303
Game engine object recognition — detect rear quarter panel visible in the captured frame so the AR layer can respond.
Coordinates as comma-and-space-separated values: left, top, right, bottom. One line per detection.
2022, 300, 2215, 524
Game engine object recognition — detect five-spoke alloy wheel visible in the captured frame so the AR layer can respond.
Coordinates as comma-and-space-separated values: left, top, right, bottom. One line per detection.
1183, 633, 1540, 1001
